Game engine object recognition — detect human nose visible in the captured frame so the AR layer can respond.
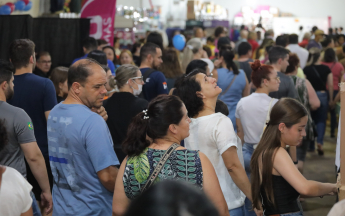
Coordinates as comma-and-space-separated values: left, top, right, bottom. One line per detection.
101, 86, 107, 94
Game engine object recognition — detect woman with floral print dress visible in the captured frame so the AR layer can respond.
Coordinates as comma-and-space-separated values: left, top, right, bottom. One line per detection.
112, 95, 229, 216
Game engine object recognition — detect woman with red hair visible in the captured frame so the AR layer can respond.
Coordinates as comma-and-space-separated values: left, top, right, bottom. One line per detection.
235, 60, 281, 215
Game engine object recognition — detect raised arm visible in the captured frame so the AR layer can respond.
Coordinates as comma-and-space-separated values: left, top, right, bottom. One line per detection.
274, 147, 337, 197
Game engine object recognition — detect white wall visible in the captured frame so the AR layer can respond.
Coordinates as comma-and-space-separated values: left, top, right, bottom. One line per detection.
117, 0, 345, 28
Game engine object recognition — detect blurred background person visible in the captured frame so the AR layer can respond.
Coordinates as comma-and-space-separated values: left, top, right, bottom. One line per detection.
50, 66, 68, 103
104, 64, 147, 163
33, 51, 52, 78
160, 48, 184, 91
119, 50, 135, 65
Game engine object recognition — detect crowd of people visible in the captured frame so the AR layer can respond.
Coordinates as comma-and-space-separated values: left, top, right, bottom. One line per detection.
0, 24, 344, 216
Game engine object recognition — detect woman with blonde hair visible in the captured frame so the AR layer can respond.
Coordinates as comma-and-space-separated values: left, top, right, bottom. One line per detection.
182, 38, 214, 72
119, 50, 135, 65
103, 64, 148, 163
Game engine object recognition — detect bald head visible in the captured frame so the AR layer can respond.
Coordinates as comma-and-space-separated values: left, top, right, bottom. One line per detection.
68, 58, 107, 109
68, 58, 102, 89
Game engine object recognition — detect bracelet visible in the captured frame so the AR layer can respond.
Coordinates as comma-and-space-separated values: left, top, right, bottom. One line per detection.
293, 160, 298, 165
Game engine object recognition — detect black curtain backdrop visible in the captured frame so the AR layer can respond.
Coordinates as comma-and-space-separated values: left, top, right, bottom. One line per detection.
33, 18, 90, 68
0, 15, 33, 60
0, 15, 90, 68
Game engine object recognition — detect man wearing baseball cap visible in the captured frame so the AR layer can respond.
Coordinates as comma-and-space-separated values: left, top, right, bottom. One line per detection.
307, 29, 325, 50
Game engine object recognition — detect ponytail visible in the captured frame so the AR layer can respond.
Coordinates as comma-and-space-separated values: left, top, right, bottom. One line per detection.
122, 112, 150, 156
219, 46, 239, 74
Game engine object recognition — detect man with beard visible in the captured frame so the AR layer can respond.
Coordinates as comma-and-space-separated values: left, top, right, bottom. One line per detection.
47, 58, 119, 216
139, 42, 168, 101
7, 39, 57, 215
0, 59, 53, 215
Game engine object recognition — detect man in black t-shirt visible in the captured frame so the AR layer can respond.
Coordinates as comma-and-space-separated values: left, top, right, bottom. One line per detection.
8, 39, 57, 213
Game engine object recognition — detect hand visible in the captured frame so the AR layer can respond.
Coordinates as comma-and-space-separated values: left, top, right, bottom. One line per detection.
254, 208, 263, 216
329, 100, 335, 109
92, 106, 108, 121
214, 59, 222, 68
40, 191, 53, 214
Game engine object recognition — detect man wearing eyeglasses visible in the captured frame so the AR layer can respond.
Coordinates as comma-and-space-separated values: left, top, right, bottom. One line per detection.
33, 51, 52, 78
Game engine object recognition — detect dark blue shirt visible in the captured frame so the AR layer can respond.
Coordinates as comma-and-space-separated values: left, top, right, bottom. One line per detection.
72, 54, 116, 75
8, 73, 57, 157
140, 68, 168, 102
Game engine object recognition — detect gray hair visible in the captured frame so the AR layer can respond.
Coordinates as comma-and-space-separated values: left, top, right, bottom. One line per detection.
115, 64, 140, 89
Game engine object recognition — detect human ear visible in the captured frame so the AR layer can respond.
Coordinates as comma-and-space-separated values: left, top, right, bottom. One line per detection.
278, 123, 286, 133
196, 91, 205, 99
169, 124, 178, 134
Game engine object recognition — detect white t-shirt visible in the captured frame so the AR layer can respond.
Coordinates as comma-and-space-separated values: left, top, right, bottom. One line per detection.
184, 113, 245, 210
0, 166, 32, 216
235, 93, 278, 144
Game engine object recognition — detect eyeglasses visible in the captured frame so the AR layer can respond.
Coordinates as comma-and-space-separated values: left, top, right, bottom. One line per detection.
37, 60, 52, 64
131, 76, 144, 82
274, 76, 280, 82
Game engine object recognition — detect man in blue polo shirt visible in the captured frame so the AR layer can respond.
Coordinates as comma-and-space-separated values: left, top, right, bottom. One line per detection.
72, 37, 116, 75
139, 42, 168, 101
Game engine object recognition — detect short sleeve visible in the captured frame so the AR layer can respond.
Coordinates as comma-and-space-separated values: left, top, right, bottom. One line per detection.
14, 109, 36, 144
43, 79, 58, 112
337, 63, 344, 75
235, 100, 242, 119
153, 72, 169, 95
213, 116, 239, 155
84, 114, 120, 172
9, 168, 33, 213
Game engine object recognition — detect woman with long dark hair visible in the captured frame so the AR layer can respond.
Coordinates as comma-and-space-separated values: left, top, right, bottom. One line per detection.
112, 95, 229, 216
217, 46, 250, 131
176, 71, 257, 215
250, 98, 337, 216
103, 46, 120, 71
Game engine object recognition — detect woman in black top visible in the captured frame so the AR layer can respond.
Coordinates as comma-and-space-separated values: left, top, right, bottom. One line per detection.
104, 64, 148, 163
303, 48, 333, 155
250, 98, 337, 216
50, 66, 68, 103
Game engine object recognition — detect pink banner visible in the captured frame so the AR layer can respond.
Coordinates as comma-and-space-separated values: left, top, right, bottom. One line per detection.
81, 0, 117, 46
